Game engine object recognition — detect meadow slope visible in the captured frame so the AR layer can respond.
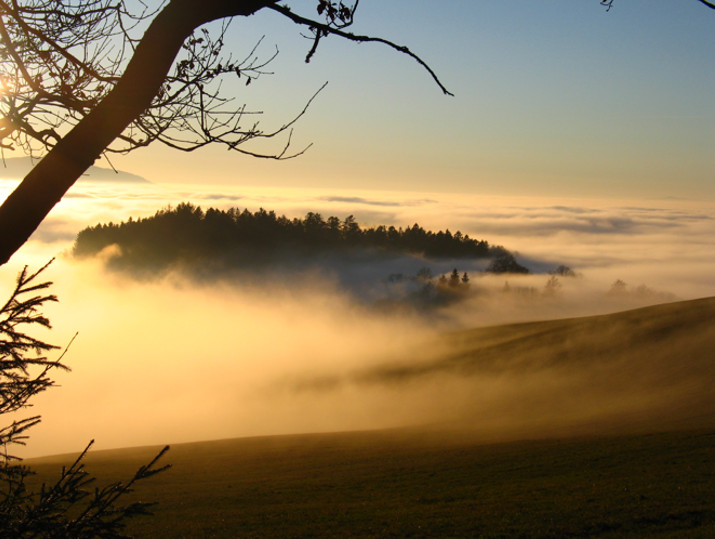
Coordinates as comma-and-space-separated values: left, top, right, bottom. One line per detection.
288, 296, 715, 439
26, 297, 715, 537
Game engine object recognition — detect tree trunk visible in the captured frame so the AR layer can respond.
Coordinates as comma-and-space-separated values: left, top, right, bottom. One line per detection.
0, 0, 273, 266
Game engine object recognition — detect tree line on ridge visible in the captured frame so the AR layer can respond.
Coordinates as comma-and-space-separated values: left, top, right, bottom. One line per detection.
73, 202, 530, 275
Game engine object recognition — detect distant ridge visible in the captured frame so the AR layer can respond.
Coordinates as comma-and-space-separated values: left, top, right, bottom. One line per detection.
72, 202, 531, 281
0, 156, 150, 184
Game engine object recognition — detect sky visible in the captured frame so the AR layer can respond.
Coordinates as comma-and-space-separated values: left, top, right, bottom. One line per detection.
100, 0, 715, 199
1, 1, 714, 457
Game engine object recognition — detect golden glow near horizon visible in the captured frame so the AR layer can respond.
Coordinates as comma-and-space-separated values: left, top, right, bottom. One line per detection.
1, 1, 714, 459
2, 178, 713, 458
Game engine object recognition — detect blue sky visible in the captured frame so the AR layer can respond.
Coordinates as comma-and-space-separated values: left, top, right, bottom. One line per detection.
112, 0, 714, 200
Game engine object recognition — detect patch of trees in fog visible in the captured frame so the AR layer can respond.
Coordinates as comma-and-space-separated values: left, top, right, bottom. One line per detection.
73, 202, 528, 274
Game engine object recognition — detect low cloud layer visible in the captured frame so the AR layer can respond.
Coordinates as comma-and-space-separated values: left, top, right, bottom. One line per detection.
1, 180, 713, 457
16, 262, 712, 459
3, 179, 713, 299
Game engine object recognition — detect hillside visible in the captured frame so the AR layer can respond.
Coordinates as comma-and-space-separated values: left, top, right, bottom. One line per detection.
72, 202, 530, 277
25, 297, 715, 537
290, 297, 715, 437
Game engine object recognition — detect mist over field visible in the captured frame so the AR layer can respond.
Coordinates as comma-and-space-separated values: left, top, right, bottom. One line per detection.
1, 179, 713, 457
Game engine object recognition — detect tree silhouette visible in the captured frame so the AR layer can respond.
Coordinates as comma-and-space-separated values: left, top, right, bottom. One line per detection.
608, 279, 628, 296
0, 0, 453, 266
0, 0, 715, 265
72, 204, 510, 276
543, 275, 562, 296
601, 0, 714, 10
0, 263, 169, 536
3, 0, 710, 265
485, 251, 529, 275
448, 269, 461, 288
551, 265, 577, 278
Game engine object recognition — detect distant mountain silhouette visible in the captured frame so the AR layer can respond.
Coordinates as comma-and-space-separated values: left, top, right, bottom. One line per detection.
0, 156, 150, 184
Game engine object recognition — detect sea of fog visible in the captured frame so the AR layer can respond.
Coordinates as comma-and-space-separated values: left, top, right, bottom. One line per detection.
1, 179, 713, 457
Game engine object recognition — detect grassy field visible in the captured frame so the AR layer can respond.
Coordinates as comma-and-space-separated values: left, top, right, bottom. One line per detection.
28, 428, 715, 537
26, 298, 715, 537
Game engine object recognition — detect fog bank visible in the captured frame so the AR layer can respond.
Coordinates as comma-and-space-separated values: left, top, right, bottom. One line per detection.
1, 181, 713, 457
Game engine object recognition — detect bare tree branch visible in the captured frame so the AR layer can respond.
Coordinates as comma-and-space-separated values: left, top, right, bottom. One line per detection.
695, 0, 715, 10
1, 0, 709, 265
267, 3, 454, 97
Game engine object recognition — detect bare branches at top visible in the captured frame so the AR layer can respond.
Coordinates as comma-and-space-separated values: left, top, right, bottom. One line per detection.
601, 0, 714, 11
0, 0, 712, 163
0, 0, 711, 267
0, 0, 453, 163
0, 1, 154, 155
268, 2, 454, 97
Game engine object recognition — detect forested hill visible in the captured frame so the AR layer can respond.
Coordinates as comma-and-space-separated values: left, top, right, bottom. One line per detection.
72, 202, 529, 274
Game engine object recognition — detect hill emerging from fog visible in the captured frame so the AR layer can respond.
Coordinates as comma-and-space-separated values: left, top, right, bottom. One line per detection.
290, 296, 715, 436
72, 202, 530, 278
25, 297, 715, 537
